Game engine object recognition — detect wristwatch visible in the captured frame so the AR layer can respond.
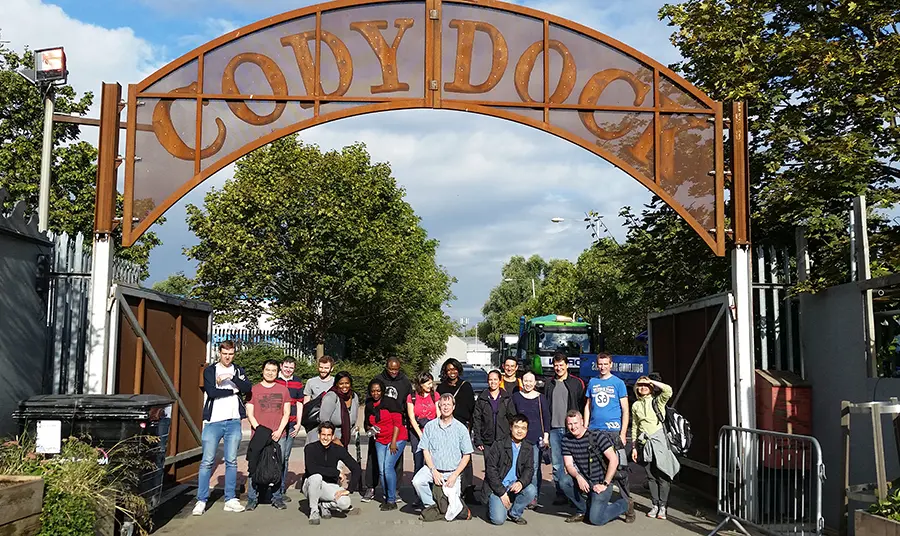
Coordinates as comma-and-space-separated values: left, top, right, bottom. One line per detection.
599, 479, 609, 486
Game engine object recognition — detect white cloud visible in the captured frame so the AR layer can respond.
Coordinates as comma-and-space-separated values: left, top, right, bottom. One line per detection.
176, 18, 241, 48
0, 0, 162, 96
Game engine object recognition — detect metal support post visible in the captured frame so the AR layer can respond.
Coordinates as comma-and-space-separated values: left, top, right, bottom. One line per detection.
85, 83, 123, 394
38, 88, 55, 232
86, 236, 113, 393
732, 245, 756, 429
853, 196, 876, 376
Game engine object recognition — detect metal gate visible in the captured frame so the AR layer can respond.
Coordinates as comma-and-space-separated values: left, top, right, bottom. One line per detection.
649, 293, 734, 497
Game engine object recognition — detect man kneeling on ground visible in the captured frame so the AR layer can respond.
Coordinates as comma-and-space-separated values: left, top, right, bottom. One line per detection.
412, 393, 473, 521
302, 421, 361, 525
561, 410, 636, 525
484, 413, 537, 525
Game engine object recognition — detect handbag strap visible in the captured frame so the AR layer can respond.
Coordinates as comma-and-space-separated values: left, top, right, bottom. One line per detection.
538, 394, 545, 433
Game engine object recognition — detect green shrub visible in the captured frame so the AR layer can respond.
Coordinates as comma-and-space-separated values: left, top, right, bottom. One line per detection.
870, 486, 900, 521
0, 435, 153, 535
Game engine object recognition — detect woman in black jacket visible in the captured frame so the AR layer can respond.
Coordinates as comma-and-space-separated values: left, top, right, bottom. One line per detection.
473, 369, 516, 451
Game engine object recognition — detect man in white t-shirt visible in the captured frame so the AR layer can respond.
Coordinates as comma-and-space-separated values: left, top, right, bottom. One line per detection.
193, 341, 252, 516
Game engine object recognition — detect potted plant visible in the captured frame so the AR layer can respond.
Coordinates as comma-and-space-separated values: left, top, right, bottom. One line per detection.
0, 472, 44, 534
858, 488, 900, 536
0, 436, 153, 536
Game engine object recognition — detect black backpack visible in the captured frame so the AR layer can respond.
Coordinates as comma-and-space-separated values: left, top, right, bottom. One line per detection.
587, 431, 628, 482
252, 441, 283, 489
301, 392, 326, 432
652, 396, 693, 456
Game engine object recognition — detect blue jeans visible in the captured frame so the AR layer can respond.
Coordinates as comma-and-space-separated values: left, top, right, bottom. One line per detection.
560, 477, 628, 525
549, 428, 567, 497
197, 418, 242, 502
488, 483, 537, 524
247, 433, 290, 503
532, 443, 543, 497
280, 423, 296, 495
375, 440, 407, 503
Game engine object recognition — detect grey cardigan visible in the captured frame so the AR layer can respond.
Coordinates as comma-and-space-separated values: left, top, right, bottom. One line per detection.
312, 391, 359, 442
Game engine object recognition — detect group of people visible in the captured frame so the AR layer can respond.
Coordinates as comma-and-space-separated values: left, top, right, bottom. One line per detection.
192, 340, 681, 526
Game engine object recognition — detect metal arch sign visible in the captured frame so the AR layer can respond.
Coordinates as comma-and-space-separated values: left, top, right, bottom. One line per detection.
117, 0, 726, 255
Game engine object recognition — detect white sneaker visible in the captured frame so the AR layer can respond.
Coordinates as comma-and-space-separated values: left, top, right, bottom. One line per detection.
192, 501, 206, 516
223, 498, 245, 512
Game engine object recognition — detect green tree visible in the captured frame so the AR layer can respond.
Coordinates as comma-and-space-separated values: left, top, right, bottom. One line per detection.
574, 239, 648, 355
0, 44, 160, 278
659, 0, 900, 290
619, 200, 730, 309
186, 136, 454, 368
479, 254, 547, 348
151, 272, 195, 297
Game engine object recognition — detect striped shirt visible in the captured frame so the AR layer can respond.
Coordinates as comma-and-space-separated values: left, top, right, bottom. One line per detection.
417, 417, 474, 471
275, 374, 304, 423
561, 429, 614, 486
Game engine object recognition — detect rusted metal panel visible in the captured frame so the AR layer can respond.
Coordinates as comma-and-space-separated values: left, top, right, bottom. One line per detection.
650, 295, 730, 498
93, 83, 121, 235
114, 287, 210, 483
114, 0, 727, 256
732, 101, 750, 245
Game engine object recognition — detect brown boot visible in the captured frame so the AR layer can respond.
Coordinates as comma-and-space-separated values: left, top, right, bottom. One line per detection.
625, 500, 636, 523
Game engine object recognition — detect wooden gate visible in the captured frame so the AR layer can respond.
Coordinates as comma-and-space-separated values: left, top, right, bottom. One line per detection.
648, 293, 733, 498
113, 284, 211, 483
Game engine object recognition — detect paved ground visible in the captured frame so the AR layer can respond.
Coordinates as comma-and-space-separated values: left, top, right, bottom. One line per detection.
151, 429, 721, 536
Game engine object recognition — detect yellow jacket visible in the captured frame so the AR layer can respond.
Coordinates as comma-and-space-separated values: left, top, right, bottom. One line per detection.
630, 382, 673, 443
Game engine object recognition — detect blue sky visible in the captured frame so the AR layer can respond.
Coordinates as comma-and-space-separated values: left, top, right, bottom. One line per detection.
2, 0, 686, 324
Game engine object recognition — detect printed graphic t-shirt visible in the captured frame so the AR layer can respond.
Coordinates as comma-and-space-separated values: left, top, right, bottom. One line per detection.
585, 376, 627, 431
249, 383, 291, 439
406, 392, 438, 421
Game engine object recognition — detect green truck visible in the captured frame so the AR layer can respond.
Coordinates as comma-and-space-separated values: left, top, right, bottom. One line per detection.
516, 314, 595, 376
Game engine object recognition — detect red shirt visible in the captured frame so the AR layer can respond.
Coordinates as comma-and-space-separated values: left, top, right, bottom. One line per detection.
274, 375, 304, 423
406, 391, 438, 421
368, 401, 408, 444
249, 383, 291, 439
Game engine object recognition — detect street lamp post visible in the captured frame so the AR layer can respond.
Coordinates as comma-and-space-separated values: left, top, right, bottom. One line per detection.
504, 277, 536, 298
551, 211, 619, 246
18, 47, 68, 233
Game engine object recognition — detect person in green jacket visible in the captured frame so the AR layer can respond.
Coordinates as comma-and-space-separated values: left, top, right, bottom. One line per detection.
629, 376, 678, 520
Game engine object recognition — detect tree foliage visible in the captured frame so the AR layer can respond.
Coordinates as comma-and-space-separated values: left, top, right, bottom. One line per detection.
151, 272, 195, 297
659, 0, 900, 289
479, 246, 649, 355
0, 44, 159, 278
186, 136, 454, 370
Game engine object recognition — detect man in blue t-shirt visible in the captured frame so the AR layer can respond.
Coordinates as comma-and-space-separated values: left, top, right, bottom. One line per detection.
583, 353, 630, 499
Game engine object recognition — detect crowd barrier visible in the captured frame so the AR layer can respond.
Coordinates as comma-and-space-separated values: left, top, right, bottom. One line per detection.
710, 426, 825, 536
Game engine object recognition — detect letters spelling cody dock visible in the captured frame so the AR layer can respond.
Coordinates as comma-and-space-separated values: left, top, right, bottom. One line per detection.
125, 1, 721, 251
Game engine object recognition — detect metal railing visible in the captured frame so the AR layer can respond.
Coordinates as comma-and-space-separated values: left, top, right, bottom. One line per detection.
711, 426, 825, 536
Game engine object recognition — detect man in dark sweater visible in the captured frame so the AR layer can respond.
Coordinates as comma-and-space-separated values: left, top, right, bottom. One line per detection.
545, 352, 585, 505
364, 356, 413, 501
303, 421, 362, 525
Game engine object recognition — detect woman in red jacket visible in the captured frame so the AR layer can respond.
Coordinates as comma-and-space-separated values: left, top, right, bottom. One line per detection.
365, 378, 408, 510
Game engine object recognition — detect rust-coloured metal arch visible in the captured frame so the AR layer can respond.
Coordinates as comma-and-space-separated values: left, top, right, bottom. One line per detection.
114, 0, 726, 255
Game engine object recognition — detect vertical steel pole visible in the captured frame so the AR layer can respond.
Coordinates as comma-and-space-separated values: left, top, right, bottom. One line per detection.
38, 88, 55, 232
731, 102, 756, 429
86, 83, 122, 394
